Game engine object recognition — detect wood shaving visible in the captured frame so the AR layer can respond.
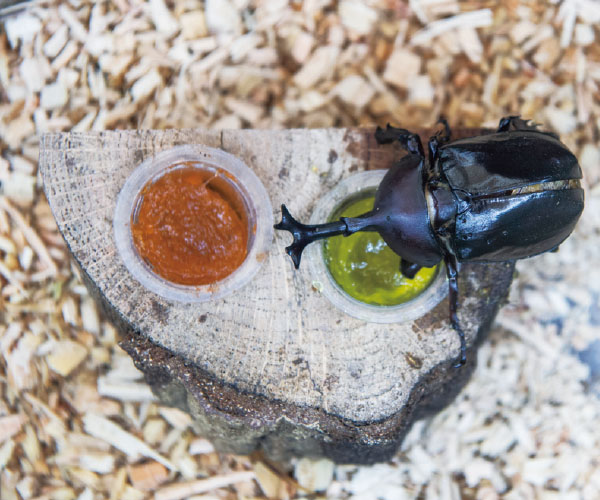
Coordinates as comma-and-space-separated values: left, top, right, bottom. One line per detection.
0, 413, 28, 444
157, 407, 192, 431
82, 413, 175, 471
127, 460, 169, 491
188, 438, 215, 456
338, 0, 378, 36
294, 45, 340, 89
294, 458, 334, 493
97, 377, 156, 402
154, 471, 256, 500
46, 339, 88, 377
383, 48, 421, 89
410, 9, 493, 46
252, 461, 291, 500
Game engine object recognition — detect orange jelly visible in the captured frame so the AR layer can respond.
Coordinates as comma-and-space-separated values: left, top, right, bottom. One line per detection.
131, 166, 248, 286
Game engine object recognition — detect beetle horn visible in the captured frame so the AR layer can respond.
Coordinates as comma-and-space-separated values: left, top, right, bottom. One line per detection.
274, 205, 377, 268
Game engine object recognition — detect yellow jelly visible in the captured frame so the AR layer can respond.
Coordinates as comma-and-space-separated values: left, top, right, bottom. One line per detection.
324, 195, 438, 306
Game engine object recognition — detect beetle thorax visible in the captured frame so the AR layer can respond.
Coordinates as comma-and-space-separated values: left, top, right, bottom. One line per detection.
373, 155, 444, 267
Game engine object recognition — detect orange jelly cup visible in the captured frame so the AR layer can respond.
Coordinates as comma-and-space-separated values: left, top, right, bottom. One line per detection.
114, 145, 273, 302
131, 165, 249, 286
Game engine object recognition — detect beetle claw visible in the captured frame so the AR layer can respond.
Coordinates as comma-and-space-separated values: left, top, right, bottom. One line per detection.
436, 116, 451, 141
374, 124, 425, 157
453, 351, 467, 368
400, 259, 422, 279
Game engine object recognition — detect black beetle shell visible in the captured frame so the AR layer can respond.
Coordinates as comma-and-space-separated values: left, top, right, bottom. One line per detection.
438, 131, 582, 195
437, 130, 584, 262
452, 188, 584, 261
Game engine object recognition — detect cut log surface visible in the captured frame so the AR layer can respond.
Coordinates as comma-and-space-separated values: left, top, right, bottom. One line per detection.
40, 128, 514, 463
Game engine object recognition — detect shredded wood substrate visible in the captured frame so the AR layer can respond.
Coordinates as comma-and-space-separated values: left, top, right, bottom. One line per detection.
1, 0, 600, 499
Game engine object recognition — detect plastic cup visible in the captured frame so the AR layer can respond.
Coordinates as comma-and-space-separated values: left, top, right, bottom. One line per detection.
304, 170, 447, 323
114, 145, 273, 302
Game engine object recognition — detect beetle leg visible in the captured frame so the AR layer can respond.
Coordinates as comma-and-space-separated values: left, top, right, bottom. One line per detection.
445, 254, 467, 368
497, 115, 541, 132
400, 259, 422, 279
497, 115, 523, 132
374, 124, 425, 157
428, 117, 452, 161
497, 115, 560, 139
438, 117, 451, 141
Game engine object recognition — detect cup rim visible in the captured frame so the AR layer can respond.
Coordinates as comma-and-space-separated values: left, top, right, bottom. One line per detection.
113, 145, 273, 302
304, 170, 448, 324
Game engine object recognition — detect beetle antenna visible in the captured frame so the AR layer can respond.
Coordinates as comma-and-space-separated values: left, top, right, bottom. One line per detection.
445, 255, 467, 367
274, 205, 377, 268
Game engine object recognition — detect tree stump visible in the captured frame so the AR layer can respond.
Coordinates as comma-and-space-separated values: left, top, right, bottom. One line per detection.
39, 128, 514, 464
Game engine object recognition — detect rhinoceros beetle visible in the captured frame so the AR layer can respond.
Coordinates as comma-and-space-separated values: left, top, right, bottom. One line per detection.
275, 116, 584, 367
